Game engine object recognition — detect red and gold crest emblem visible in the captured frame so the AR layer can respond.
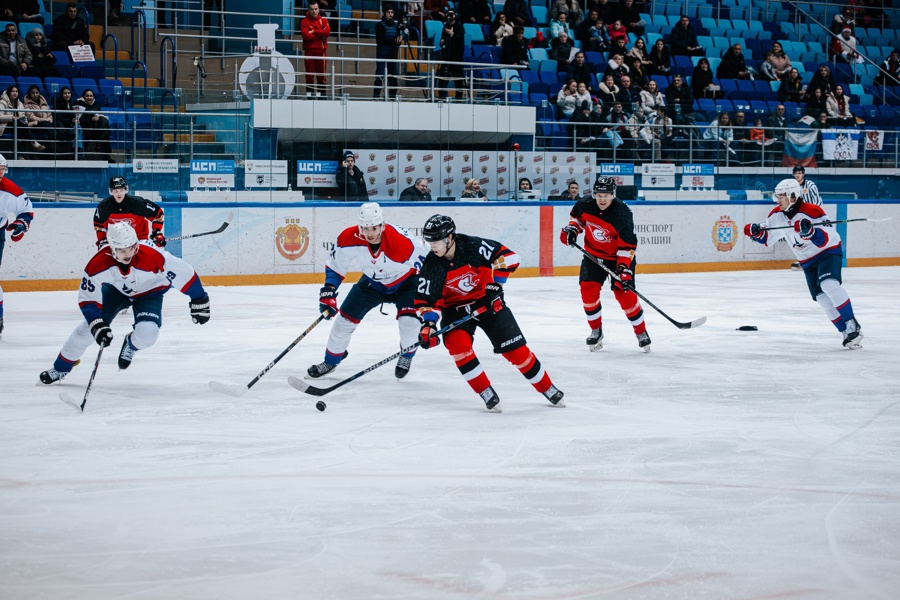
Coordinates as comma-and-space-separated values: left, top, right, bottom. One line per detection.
275, 218, 310, 261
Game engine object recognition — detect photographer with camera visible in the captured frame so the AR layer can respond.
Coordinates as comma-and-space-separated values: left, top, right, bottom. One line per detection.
438, 9, 466, 99
374, 4, 404, 99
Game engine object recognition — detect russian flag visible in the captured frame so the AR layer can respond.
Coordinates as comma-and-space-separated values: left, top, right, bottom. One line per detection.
782, 129, 818, 168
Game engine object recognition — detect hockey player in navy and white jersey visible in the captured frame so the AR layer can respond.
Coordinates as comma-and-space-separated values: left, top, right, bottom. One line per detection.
744, 178, 862, 349
560, 176, 651, 352
93, 176, 167, 249
0, 154, 33, 340
307, 202, 428, 380
39, 222, 211, 384
414, 214, 564, 412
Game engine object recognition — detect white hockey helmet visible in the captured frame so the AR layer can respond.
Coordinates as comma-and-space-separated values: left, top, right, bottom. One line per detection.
107, 221, 139, 250
358, 202, 384, 228
0, 154, 7, 168
773, 178, 803, 203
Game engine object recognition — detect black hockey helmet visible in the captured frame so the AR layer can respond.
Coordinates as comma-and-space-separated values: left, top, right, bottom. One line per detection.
593, 176, 616, 195
109, 176, 128, 190
422, 214, 456, 242
792, 164, 805, 174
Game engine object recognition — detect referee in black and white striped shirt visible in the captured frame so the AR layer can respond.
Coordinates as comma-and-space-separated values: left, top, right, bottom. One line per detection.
792, 165, 821, 206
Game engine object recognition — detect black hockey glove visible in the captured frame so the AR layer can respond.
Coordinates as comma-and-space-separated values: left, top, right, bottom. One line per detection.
189, 294, 210, 324
89, 318, 113, 347
612, 264, 634, 291
319, 285, 338, 319
559, 225, 580, 247
479, 282, 505, 313
793, 218, 814, 239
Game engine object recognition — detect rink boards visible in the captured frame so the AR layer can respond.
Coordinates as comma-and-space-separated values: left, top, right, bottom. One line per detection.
3, 200, 900, 291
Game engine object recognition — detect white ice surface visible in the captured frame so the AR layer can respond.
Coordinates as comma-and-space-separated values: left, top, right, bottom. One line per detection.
2, 267, 899, 600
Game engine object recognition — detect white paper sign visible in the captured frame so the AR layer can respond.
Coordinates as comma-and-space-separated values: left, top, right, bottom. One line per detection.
68, 44, 95, 63
245, 160, 288, 188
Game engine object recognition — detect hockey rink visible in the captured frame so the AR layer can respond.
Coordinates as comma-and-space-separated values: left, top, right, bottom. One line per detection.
2, 267, 899, 599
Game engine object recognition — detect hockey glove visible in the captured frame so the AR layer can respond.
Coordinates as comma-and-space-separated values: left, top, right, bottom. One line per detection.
189, 294, 210, 324
89, 318, 113, 347
613, 265, 634, 291
97, 238, 109, 250
418, 312, 440, 349
150, 230, 167, 247
559, 225, 580, 247
480, 282, 505, 313
6, 219, 28, 242
743, 223, 765, 240
793, 218, 814, 239
319, 285, 338, 319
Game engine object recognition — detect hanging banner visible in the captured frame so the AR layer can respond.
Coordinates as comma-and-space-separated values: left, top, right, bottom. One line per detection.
822, 129, 860, 160
296, 160, 337, 187
864, 130, 885, 151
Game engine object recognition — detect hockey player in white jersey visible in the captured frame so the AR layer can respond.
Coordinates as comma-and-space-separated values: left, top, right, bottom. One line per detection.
39, 222, 211, 384
0, 154, 33, 340
744, 178, 862, 349
308, 202, 428, 380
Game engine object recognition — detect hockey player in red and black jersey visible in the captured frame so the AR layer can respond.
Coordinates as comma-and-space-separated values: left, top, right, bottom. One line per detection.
744, 178, 862, 349
93, 176, 167, 249
561, 176, 651, 352
0, 153, 32, 340
39, 222, 211, 384
414, 214, 564, 412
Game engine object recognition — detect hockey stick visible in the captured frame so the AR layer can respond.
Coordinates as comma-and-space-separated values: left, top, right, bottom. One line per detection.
760, 216, 892, 231
167, 212, 234, 241
288, 307, 488, 397
59, 345, 105, 412
570, 242, 707, 330
209, 313, 328, 397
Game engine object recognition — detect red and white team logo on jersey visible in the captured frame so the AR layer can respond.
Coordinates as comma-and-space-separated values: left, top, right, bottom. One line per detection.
588, 225, 612, 243
446, 273, 479, 295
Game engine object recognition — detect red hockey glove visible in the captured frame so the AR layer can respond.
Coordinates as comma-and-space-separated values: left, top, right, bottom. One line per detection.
151, 230, 167, 247
6, 219, 28, 242
319, 285, 338, 319
743, 223, 765, 240
793, 218, 814, 239
613, 265, 634, 291
481, 282, 505, 313
418, 312, 440, 349
559, 224, 580, 247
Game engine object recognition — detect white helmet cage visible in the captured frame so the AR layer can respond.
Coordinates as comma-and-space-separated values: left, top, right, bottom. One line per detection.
773, 178, 803, 203
358, 202, 384, 228
107, 222, 139, 250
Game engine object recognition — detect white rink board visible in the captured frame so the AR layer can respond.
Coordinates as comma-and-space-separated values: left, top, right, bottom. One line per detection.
4, 202, 900, 281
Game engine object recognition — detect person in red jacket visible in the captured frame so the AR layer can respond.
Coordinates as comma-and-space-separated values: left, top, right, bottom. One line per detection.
300, 0, 331, 97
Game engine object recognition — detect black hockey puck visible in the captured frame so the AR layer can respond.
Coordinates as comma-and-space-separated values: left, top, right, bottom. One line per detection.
316, 401, 327, 412
736, 325, 758, 331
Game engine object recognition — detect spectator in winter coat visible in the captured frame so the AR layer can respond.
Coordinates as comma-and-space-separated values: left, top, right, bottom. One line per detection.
664, 74, 694, 121
716, 44, 751, 79
335, 151, 369, 201
804, 87, 828, 117
24, 28, 57, 78
603, 52, 629, 83
566, 52, 595, 90
460, 178, 488, 200
618, 75, 641, 111
648, 38, 671, 74
550, 0, 583, 29
549, 11, 572, 41
502, 0, 531, 27
668, 15, 703, 56
764, 104, 787, 140
808, 64, 837, 96
692, 57, 721, 99
548, 30, 576, 72
826, 85, 856, 126
876, 49, 900, 85
492, 12, 513, 46
628, 56, 648, 89
578, 11, 609, 52
399, 178, 433, 201
458, 0, 492, 26
833, 28, 864, 63
0, 84, 45, 151
766, 42, 793, 79
500, 26, 529, 66
640, 79, 665, 113
627, 38, 653, 70
606, 19, 627, 46
596, 74, 625, 105
778, 68, 805, 103
556, 79, 583, 119
0, 23, 31, 77
52, 3, 92, 52
614, 0, 645, 36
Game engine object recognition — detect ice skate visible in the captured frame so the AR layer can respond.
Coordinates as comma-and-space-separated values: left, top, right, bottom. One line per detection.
586, 327, 603, 351
394, 355, 413, 379
118, 333, 137, 369
307, 361, 338, 378
543, 385, 565, 407
842, 318, 863, 349
637, 331, 651, 352
480, 386, 502, 412
40, 369, 67, 384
